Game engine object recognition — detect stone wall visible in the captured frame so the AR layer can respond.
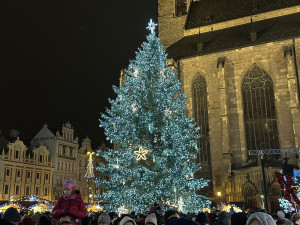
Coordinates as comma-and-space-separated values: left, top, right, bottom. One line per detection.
178, 37, 300, 202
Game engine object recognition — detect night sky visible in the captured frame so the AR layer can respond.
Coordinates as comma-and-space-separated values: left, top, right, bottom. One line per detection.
1, 1, 158, 147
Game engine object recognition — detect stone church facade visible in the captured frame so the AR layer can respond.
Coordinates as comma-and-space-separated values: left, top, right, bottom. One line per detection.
158, 0, 300, 211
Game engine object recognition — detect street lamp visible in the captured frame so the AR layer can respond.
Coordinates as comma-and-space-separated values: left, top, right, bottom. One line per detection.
217, 192, 222, 203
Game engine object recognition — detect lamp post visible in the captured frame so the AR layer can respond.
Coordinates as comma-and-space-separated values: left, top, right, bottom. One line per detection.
217, 192, 222, 204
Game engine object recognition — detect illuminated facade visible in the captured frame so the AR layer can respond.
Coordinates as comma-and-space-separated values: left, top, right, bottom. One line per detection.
0, 138, 53, 201
0, 122, 104, 203
158, 0, 300, 211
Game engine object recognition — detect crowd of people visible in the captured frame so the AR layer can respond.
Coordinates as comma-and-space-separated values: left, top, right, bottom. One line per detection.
1, 178, 300, 225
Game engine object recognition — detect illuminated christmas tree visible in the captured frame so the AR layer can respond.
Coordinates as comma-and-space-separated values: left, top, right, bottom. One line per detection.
96, 20, 210, 213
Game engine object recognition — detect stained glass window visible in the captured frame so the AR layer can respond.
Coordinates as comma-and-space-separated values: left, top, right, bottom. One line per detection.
193, 75, 211, 178
242, 64, 279, 151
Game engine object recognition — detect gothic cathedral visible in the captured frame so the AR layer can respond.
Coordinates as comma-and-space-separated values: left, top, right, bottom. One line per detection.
158, 0, 300, 211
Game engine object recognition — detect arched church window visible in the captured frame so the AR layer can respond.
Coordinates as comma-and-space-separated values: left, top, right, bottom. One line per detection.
192, 75, 211, 171
242, 64, 279, 151
175, 0, 187, 17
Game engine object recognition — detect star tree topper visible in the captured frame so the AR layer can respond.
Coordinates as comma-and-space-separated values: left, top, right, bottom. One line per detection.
146, 19, 157, 34
134, 146, 149, 161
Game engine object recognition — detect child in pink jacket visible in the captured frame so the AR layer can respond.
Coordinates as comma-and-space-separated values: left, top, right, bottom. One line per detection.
52, 179, 87, 225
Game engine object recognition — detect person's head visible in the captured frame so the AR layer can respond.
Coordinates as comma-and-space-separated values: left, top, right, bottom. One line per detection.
276, 218, 293, 225
195, 212, 209, 225
60, 215, 75, 224
98, 212, 111, 225
291, 212, 300, 225
63, 178, 76, 196
3, 207, 22, 225
119, 216, 137, 225
277, 211, 285, 219
38, 215, 51, 225
246, 212, 276, 225
215, 210, 221, 217
231, 212, 247, 225
22, 217, 36, 225
145, 213, 157, 225
164, 210, 180, 222
59, 222, 73, 225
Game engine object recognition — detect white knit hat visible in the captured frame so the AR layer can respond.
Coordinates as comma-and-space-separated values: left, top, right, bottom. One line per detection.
145, 213, 157, 225
119, 216, 137, 225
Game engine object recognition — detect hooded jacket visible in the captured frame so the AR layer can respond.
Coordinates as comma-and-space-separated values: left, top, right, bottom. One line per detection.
52, 190, 87, 222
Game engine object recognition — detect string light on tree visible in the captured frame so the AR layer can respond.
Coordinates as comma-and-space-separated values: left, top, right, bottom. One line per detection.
134, 146, 149, 161
118, 205, 128, 216
114, 158, 120, 169
178, 197, 184, 212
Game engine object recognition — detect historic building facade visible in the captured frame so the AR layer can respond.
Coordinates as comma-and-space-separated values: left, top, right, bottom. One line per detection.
0, 138, 54, 201
31, 122, 104, 202
0, 122, 104, 203
158, 0, 300, 211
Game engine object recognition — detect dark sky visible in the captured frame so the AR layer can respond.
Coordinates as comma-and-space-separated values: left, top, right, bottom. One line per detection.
1, 1, 158, 147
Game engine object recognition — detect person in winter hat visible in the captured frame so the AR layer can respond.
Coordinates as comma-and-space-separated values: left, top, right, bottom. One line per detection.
145, 213, 157, 225
1, 207, 22, 225
246, 212, 276, 225
98, 212, 110, 225
277, 211, 285, 219
52, 178, 87, 225
119, 216, 137, 225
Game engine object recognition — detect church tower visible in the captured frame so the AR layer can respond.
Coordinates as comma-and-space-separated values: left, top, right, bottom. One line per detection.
158, 0, 192, 47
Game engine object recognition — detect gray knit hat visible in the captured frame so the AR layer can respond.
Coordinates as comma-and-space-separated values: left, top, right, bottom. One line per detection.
3, 207, 22, 222
246, 212, 276, 225
98, 212, 111, 224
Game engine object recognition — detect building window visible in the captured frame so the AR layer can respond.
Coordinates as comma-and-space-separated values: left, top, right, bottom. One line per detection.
36, 173, 40, 179
192, 75, 211, 171
17, 170, 21, 177
27, 171, 31, 178
6, 169, 10, 176
35, 187, 39, 196
26, 186, 30, 195
4, 185, 9, 194
16, 185, 19, 195
45, 173, 49, 180
45, 187, 48, 196
15, 150, 19, 159
175, 0, 187, 17
39, 155, 43, 163
242, 64, 279, 151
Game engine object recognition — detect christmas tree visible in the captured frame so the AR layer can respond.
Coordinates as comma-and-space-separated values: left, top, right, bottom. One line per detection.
96, 20, 210, 213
